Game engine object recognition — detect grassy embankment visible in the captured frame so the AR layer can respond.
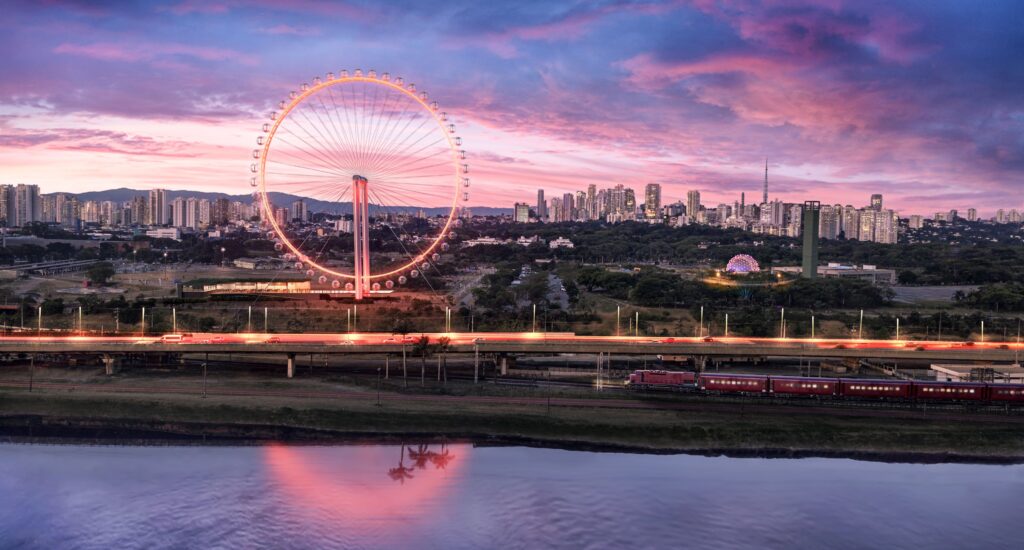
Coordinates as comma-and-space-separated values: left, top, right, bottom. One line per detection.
2, 367, 1023, 460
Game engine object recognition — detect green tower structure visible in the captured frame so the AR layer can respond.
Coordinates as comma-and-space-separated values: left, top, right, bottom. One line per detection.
801, 201, 820, 279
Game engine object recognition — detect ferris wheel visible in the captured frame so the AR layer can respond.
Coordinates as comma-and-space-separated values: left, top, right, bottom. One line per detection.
251, 69, 469, 300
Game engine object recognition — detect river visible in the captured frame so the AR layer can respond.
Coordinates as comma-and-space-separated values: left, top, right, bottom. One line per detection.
1, 443, 1022, 549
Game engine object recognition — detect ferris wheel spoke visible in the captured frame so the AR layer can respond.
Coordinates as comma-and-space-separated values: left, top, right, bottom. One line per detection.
358, 80, 386, 171
367, 123, 441, 176
311, 93, 360, 171
362, 103, 421, 174
326, 85, 362, 172
265, 155, 345, 178
274, 127, 349, 174
363, 108, 434, 173
372, 155, 452, 181
290, 106, 353, 172
267, 146, 347, 177
362, 88, 408, 173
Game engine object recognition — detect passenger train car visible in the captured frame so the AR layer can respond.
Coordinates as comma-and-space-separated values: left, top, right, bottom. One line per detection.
626, 370, 1024, 404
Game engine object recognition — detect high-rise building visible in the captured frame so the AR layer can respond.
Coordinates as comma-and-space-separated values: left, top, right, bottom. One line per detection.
290, 199, 308, 223
859, 209, 877, 241
842, 206, 860, 239
148, 189, 167, 226
967, 208, 977, 221
211, 198, 230, 226
198, 199, 212, 227
0, 185, 13, 226
819, 204, 839, 239
514, 202, 530, 223
171, 197, 188, 228
870, 194, 883, 211
908, 215, 924, 229
686, 190, 701, 223
623, 188, 636, 219
14, 184, 41, 227
185, 198, 200, 229
762, 159, 768, 205
644, 183, 662, 219
560, 193, 573, 222
536, 189, 546, 222
586, 184, 597, 220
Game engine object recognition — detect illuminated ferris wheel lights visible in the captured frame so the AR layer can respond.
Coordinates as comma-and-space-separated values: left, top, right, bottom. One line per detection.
398, 276, 407, 285
250, 163, 258, 173
256, 70, 464, 297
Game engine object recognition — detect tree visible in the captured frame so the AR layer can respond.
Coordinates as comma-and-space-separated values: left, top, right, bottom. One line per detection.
436, 336, 451, 384
412, 335, 431, 387
86, 262, 116, 286
392, 318, 415, 387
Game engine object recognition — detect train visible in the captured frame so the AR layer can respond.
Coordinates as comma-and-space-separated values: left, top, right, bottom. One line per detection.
625, 370, 1024, 404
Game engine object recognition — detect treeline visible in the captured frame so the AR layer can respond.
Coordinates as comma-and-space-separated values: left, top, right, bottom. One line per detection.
454, 220, 1024, 285
574, 265, 892, 309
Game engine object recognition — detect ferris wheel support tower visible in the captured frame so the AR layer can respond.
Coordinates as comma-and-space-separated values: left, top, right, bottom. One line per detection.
351, 175, 371, 300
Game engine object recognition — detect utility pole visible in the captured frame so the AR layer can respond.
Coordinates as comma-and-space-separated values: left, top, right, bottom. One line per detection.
699, 306, 704, 338
811, 315, 815, 339
725, 313, 729, 337
247, 306, 252, 333
859, 309, 864, 339
896, 317, 900, 341
172, 307, 177, 333
264, 307, 269, 332
616, 305, 620, 336
780, 308, 785, 339
635, 312, 639, 337
37, 307, 42, 334
532, 303, 537, 332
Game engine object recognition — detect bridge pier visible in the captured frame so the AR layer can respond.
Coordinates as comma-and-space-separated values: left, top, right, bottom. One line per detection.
286, 353, 295, 379
102, 354, 120, 376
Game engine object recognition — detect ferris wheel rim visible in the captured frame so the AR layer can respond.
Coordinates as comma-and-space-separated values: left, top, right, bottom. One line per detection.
256, 74, 463, 281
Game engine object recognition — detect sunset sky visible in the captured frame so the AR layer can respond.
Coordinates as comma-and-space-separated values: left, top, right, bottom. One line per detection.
2, 0, 1022, 215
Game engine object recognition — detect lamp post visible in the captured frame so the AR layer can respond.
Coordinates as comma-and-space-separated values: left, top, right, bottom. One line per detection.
172, 307, 177, 333
896, 317, 900, 341
532, 303, 537, 332
699, 306, 704, 338
859, 309, 864, 339
725, 313, 729, 337
37, 307, 42, 334
264, 307, 269, 332
780, 308, 785, 339
635, 311, 639, 337
616, 305, 620, 336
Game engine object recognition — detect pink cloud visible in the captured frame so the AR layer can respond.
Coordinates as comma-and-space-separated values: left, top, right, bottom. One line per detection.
53, 41, 258, 65
260, 24, 321, 36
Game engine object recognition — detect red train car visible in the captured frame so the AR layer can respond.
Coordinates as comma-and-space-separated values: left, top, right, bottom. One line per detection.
912, 382, 988, 402
987, 384, 1024, 403
770, 376, 839, 397
839, 379, 913, 400
626, 370, 695, 389
698, 374, 768, 394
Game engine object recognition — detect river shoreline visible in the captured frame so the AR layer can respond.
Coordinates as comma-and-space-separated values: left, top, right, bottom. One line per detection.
3, 413, 1023, 465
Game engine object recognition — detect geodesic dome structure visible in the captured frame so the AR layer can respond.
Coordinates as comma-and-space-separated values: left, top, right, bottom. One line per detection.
725, 254, 760, 273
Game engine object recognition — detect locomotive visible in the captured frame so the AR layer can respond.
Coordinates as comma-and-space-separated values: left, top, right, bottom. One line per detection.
626, 370, 1024, 404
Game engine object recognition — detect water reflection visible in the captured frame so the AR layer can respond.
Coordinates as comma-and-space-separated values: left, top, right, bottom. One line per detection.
263, 442, 465, 545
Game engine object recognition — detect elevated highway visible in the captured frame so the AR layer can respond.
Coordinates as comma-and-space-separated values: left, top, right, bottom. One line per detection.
0, 332, 1020, 363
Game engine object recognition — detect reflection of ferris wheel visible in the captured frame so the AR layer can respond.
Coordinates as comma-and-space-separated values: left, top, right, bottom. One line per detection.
251, 69, 468, 300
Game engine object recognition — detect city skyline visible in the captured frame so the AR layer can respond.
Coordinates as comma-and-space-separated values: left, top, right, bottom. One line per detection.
1, 1, 1022, 214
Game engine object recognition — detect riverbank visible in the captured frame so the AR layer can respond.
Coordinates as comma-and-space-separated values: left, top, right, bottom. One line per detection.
3, 377, 1024, 462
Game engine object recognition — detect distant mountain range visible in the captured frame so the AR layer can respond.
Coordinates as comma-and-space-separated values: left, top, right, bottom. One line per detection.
71, 188, 512, 216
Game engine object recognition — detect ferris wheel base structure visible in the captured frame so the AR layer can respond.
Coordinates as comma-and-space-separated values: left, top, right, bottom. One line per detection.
351, 175, 371, 300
